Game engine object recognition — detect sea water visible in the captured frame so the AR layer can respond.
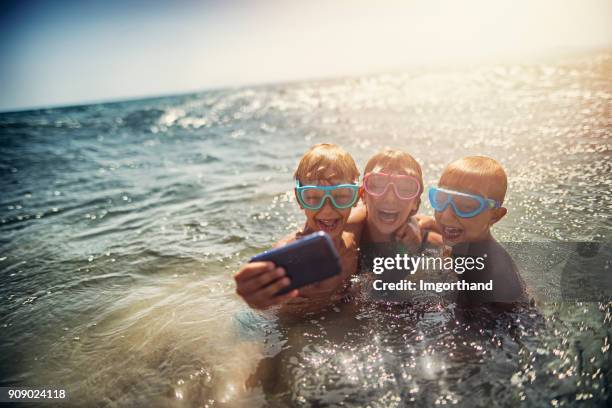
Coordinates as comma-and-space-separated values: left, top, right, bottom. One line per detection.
0, 51, 610, 406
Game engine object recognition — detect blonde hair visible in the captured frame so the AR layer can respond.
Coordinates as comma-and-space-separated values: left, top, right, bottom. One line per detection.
440, 156, 507, 203
364, 148, 424, 195
294, 143, 359, 183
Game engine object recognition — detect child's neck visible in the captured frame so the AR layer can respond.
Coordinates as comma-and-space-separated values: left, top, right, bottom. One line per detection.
364, 217, 394, 243
330, 233, 344, 249
474, 228, 494, 242
302, 223, 344, 248
451, 229, 495, 248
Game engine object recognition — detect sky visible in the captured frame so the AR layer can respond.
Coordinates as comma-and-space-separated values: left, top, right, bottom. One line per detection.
1, 0, 611, 112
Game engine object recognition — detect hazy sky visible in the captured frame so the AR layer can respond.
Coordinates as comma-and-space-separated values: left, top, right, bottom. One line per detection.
1, 0, 611, 112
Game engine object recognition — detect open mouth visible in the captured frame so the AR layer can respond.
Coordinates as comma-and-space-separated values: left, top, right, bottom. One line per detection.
376, 209, 400, 225
442, 225, 463, 242
316, 218, 340, 233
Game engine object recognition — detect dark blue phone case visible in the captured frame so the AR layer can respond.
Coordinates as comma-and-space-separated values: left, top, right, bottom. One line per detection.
249, 231, 342, 295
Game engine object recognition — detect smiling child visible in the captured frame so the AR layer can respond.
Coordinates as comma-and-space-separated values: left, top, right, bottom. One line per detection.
429, 156, 528, 305
234, 143, 360, 314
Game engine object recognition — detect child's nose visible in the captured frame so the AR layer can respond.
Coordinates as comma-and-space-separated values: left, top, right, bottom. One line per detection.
438, 206, 457, 223
318, 198, 336, 214
381, 184, 399, 202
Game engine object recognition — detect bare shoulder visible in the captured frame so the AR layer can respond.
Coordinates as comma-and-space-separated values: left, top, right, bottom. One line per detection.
347, 204, 367, 224
346, 205, 366, 243
342, 230, 358, 249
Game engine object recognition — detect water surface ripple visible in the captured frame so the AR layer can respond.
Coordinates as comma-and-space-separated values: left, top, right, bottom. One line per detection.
0, 52, 611, 406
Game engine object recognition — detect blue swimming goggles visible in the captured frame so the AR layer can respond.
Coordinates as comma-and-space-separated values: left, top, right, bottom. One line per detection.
295, 180, 359, 210
428, 186, 501, 218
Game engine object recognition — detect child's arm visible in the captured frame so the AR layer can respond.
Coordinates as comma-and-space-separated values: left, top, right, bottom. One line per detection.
235, 230, 355, 314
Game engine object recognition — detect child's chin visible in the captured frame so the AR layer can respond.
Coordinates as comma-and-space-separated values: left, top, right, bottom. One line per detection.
375, 216, 406, 235
376, 223, 399, 235
373, 211, 409, 235
443, 235, 463, 245
314, 220, 343, 237
326, 227, 344, 238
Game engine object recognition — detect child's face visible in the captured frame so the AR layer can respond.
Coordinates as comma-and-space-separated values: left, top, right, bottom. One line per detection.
363, 169, 420, 236
298, 176, 355, 240
434, 179, 505, 244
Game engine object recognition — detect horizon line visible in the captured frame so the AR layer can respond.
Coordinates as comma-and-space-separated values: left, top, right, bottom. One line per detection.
1, 46, 609, 115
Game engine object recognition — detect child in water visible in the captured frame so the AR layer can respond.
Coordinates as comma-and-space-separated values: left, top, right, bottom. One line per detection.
348, 148, 452, 302
234, 143, 360, 315
427, 156, 528, 306
353, 149, 431, 246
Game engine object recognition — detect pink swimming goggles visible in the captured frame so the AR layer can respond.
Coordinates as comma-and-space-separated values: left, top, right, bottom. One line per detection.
363, 172, 421, 200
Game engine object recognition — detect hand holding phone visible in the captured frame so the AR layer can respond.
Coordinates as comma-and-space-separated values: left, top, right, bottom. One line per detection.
250, 231, 342, 295
234, 232, 341, 309
234, 261, 299, 310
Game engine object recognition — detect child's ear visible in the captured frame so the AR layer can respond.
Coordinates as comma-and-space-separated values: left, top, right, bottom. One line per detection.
294, 189, 304, 209
489, 207, 507, 225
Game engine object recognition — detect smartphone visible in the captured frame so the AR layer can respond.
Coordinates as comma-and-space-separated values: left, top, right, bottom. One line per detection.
250, 231, 342, 295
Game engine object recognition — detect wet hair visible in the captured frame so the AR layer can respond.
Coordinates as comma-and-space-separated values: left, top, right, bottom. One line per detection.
364, 148, 424, 195
439, 156, 507, 203
294, 143, 359, 183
